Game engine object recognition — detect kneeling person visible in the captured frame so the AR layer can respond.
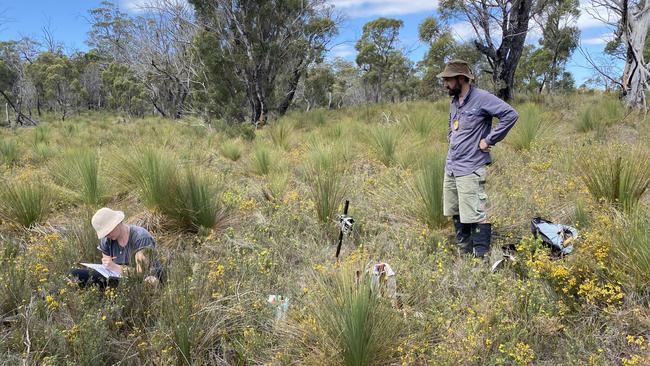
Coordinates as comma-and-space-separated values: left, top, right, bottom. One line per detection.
70, 207, 161, 288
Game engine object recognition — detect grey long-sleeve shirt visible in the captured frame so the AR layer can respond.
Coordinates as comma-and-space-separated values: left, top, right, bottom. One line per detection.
445, 85, 518, 177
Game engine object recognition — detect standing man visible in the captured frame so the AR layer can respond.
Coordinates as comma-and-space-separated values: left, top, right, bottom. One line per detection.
437, 60, 518, 258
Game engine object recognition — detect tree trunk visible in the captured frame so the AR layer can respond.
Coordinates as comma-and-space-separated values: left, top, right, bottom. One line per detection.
277, 63, 304, 116
477, 0, 534, 101
621, 3, 650, 109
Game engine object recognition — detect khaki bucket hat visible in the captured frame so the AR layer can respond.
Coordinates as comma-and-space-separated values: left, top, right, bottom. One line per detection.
437, 59, 475, 80
92, 207, 125, 239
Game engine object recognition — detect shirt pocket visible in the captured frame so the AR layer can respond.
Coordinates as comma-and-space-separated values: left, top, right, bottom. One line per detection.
460, 110, 481, 130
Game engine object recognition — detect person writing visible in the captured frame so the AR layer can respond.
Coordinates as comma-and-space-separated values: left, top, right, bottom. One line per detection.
69, 207, 161, 287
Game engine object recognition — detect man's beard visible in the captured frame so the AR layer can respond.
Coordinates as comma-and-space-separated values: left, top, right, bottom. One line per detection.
447, 84, 461, 97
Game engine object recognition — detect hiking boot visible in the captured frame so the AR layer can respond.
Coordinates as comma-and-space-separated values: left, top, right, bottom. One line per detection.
453, 215, 473, 253
471, 223, 492, 258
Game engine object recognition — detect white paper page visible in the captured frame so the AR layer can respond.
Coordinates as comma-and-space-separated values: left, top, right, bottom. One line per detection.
80, 263, 122, 278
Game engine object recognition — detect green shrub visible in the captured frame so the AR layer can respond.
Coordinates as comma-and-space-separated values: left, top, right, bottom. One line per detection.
579, 147, 650, 211
220, 139, 243, 161
215, 120, 256, 141
0, 181, 52, 227
51, 148, 107, 206
370, 126, 402, 167
413, 153, 446, 228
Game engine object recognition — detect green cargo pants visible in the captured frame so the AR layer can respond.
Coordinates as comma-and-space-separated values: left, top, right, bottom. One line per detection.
443, 166, 488, 224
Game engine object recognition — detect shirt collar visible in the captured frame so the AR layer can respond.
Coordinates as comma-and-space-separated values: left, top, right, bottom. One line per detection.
453, 84, 475, 107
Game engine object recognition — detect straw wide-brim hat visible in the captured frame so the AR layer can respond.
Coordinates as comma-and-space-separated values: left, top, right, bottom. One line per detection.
92, 207, 125, 239
437, 59, 475, 80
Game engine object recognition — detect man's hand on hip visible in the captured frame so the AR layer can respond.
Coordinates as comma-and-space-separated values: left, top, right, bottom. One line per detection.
479, 139, 491, 152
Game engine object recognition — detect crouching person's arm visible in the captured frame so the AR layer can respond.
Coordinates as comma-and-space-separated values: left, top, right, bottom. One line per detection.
101, 253, 122, 275
134, 247, 161, 286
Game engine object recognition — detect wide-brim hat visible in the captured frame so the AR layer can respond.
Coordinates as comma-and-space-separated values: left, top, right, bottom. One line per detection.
437, 59, 475, 80
92, 207, 125, 239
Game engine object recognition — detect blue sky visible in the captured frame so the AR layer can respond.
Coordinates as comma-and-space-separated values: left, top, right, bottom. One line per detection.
0, 0, 619, 86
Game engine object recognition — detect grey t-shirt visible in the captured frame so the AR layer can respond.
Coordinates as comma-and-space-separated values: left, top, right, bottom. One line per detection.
97, 225, 156, 266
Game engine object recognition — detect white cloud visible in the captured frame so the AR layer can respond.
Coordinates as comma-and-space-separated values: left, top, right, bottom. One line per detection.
330, 43, 357, 58
120, 0, 188, 12
450, 21, 476, 42
575, 1, 619, 30
582, 32, 614, 45
330, 0, 438, 18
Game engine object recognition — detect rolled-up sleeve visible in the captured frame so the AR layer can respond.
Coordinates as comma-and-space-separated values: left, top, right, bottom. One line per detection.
482, 94, 518, 146
97, 238, 109, 256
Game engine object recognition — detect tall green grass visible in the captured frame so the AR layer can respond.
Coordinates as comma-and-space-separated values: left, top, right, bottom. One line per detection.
118, 149, 227, 232
579, 147, 650, 211
0, 138, 19, 166
413, 152, 447, 228
220, 139, 243, 161
51, 148, 107, 206
510, 103, 545, 150
404, 110, 434, 138
171, 170, 227, 232
33, 124, 50, 145
251, 144, 276, 176
160, 255, 196, 364
269, 121, 294, 151
614, 211, 650, 292
309, 265, 402, 365
0, 181, 52, 227
370, 126, 402, 167
117, 148, 178, 210
576, 98, 624, 134
262, 171, 289, 201
305, 144, 346, 224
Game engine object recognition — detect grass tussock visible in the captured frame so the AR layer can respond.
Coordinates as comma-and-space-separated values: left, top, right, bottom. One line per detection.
0, 181, 52, 227
220, 138, 243, 161
118, 148, 227, 232
370, 126, 402, 167
268, 121, 294, 151
413, 152, 447, 228
304, 264, 402, 366
0, 138, 19, 166
576, 98, 624, 135
251, 144, 276, 176
579, 146, 650, 211
50, 148, 108, 206
510, 103, 546, 150
305, 143, 346, 224
614, 210, 650, 292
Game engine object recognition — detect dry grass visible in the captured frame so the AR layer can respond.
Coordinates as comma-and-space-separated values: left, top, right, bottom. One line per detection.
0, 96, 649, 365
